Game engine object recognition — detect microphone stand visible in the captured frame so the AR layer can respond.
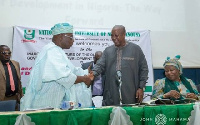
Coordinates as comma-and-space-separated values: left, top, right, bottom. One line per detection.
116, 70, 122, 105
118, 78, 122, 105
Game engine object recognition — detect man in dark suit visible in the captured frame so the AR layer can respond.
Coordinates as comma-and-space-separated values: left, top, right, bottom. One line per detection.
82, 51, 104, 97
0, 45, 23, 110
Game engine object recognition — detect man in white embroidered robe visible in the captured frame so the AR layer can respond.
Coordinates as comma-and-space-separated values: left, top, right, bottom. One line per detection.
20, 23, 93, 110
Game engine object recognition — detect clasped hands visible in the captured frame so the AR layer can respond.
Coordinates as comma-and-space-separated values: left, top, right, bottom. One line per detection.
163, 90, 198, 100
83, 65, 94, 88
84, 72, 94, 88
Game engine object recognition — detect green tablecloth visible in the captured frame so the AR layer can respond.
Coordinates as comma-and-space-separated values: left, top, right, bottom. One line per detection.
0, 104, 194, 125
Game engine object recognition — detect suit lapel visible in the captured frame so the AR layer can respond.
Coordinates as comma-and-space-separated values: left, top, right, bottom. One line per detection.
11, 60, 21, 79
0, 61, 6, 79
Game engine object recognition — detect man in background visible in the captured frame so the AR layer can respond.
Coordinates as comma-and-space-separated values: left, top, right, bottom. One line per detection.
82, 51, 104, 107
82, 51, 104, 97
0, 45, 23, 110
92, 25, 149, 106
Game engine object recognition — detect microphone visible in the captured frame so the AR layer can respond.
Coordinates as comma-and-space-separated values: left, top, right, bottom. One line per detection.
116, 70, 122, 83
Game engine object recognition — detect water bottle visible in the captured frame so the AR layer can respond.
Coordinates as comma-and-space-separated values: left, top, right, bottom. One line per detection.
61, 101, 71, 110
61, 101, 81, 110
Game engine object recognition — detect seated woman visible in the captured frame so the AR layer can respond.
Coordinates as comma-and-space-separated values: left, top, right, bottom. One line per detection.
152, 55, 199, 100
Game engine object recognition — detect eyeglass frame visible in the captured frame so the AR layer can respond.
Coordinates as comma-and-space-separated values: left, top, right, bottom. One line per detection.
0, 51, 12, 55
63, 34, 74, 40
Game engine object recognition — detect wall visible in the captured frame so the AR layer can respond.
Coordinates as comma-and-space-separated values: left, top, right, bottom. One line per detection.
0, 0, 200, 68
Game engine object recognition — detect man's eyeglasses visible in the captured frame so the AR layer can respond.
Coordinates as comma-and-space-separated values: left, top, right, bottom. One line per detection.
0, 51, 12, 55
64, 34, 74, 40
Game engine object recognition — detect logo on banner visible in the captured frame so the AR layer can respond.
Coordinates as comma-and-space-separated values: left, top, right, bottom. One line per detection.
22, 29, 37, 43
140, 113, 190, 124
155, 114, 167, 125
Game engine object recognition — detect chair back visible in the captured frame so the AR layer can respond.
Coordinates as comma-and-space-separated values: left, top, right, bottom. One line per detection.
0, 100, 16, 112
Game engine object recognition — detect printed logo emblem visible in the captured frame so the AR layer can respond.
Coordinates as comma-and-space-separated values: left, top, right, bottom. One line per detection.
22, 29, 36, 43
24, 30, 35, 40
155, 114, 167, 125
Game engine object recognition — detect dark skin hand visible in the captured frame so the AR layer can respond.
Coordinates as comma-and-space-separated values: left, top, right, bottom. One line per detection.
75, 72, 94, 88
186, 93, 198, 100
136, 88, 144, 103
164, 90, 180, 99
75, 76, 91, 88
163, 90, 180, 99
88, 71, 94, 81
164, 90, 198, 100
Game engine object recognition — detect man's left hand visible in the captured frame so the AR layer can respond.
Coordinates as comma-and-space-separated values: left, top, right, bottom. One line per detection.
136, 88, 144, 103
88, 64, 92, 73
88, 71, 94, 81
186, 93, 198, 100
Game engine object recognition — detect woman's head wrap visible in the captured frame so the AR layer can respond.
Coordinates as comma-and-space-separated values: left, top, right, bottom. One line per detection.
163, 55, 183, 74
51, 23, 73, 35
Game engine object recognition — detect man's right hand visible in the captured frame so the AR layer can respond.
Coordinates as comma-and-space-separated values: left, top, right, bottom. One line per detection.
84, 75, 92, 88
75, 74, 94, 88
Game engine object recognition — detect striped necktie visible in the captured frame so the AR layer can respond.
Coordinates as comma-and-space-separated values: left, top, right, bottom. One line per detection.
6, 62, 15, 91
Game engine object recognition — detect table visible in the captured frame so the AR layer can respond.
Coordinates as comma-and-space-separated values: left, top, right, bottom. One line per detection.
0, 104, 194, 125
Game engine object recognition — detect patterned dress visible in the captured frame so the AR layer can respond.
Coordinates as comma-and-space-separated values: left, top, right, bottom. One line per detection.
152, 78, 199, 99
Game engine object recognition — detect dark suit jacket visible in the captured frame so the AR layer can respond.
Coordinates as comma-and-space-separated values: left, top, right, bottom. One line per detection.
82, 61, 105, 95
0, 60, 23, 101
82, 61, 94, 70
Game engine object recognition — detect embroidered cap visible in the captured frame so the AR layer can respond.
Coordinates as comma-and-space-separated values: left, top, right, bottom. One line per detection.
51, 23, 73, 35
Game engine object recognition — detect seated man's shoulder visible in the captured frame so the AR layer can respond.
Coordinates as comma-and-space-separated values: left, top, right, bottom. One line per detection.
10, 60, 19, 64
83, 61, 92, 65
82, 61, 93, 69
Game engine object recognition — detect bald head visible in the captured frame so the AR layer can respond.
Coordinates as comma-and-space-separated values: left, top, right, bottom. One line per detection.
94, 51, 102, 64
112, 25, 126, 34
0, 45, 11, 63
0, 45, 9, 50
111, 25, 126, 47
